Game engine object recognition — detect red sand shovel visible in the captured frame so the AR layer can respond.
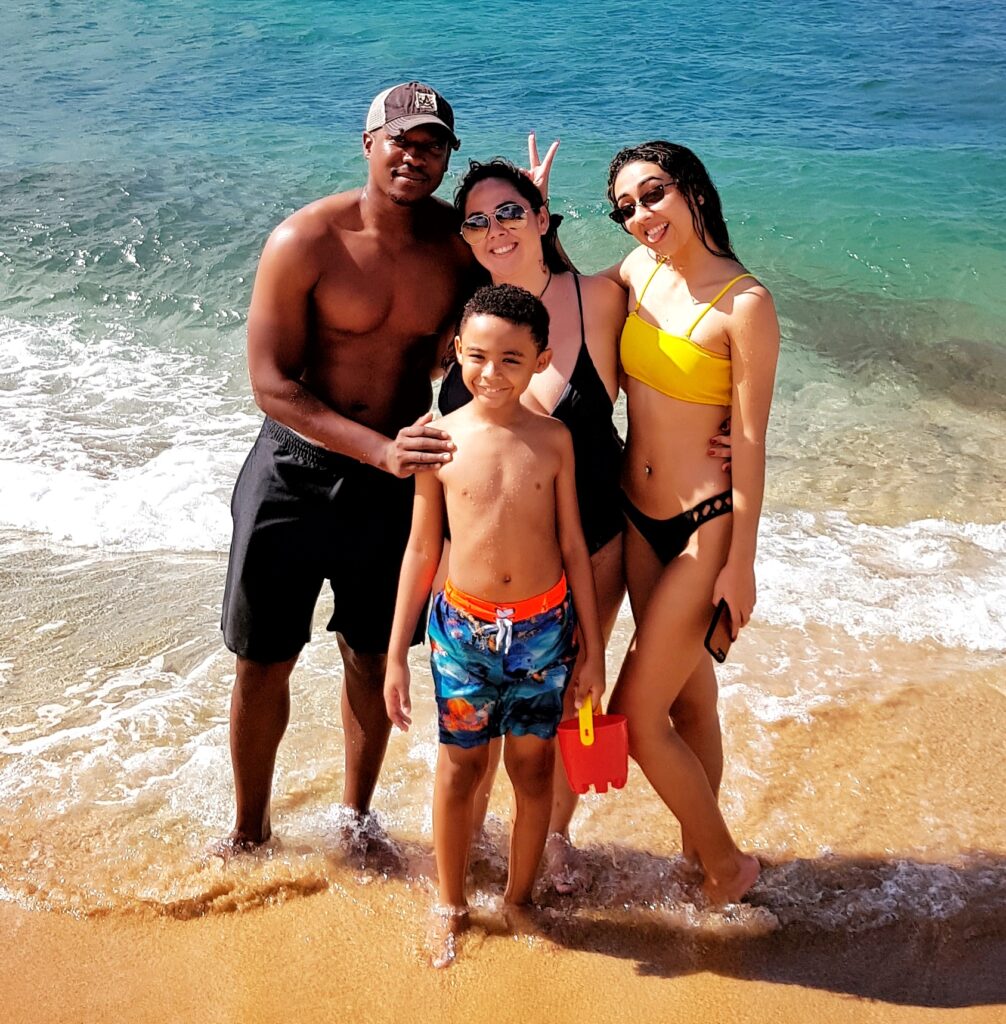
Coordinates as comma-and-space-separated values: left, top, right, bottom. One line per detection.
557, 697, 628, 794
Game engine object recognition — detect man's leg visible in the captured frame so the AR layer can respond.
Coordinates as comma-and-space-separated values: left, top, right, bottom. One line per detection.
338, 635, 393, 813
224, 652, 299, 849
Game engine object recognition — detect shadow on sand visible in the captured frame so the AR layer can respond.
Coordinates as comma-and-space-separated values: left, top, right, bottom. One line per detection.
176, 826, 1006, 1008
529, 846, 1006, 1009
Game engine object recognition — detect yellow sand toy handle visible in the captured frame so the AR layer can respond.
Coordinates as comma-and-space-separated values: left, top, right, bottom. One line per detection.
578, 696, 595, 746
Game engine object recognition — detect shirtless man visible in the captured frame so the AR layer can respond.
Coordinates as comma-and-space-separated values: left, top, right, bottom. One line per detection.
218, 82, 475, 852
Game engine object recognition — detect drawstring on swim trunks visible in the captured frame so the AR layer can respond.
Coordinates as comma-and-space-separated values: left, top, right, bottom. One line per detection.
493, 607, 514, 655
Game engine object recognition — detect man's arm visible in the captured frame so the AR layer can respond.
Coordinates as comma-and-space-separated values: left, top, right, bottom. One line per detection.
553, 428, 605, 710
384, 470, 446, 731
246, 220, 453, 477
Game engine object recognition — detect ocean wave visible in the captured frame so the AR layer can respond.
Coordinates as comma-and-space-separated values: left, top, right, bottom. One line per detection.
3, 461, 1002, 653
759, 511, 1006, 652
0, 448, 237, 552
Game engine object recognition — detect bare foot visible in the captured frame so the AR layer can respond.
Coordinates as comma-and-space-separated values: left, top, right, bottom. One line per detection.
501, 901, 540, 936
207, 829, 270, 863
543, 832, 591, 895
428, 905, 470, 969
334, 809, 403, 874
360, 816, 403, 875
702, 853, 760, 905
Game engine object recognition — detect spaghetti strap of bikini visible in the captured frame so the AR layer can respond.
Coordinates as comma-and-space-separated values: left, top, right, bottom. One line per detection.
685, 273, 756, 337
633, 259, 665, 312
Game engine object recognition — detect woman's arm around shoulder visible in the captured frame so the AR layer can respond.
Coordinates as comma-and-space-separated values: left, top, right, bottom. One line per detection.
578, 273, 629, 400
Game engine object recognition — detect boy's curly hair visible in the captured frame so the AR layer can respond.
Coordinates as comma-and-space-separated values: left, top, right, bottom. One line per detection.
459, 284, 550, 352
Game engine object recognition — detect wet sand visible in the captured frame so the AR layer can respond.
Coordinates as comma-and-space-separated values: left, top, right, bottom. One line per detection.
3, 662, 1004, 1024
2, 885, 1003, 1024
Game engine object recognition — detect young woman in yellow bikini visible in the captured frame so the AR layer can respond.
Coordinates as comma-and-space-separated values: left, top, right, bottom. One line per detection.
606, 141, 779, 903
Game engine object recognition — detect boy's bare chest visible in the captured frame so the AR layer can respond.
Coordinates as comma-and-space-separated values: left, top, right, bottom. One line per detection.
442, 435, 557, 512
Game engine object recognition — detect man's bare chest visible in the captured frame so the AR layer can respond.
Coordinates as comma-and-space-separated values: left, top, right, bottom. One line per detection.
313, 241, 462, 339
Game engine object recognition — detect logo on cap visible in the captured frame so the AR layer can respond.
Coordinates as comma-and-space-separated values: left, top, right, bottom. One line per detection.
414, 91, 438, 114
365, 81, 460, 150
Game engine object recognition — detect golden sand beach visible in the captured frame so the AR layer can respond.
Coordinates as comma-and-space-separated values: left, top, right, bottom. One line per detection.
3, 574, 1003, 1023
1, 861, 1002, 1024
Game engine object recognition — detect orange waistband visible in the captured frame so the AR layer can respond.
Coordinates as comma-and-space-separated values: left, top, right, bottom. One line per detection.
443, 575, 567, 623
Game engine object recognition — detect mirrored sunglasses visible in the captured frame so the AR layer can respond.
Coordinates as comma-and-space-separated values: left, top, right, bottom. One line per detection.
460, 202, 530, 244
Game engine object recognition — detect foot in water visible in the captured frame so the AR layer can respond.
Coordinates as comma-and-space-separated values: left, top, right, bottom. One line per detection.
702, 853, 760, 905
335, 808, 403, 875
679, 842, 705, 881
501, 901, 541, 937
207, 829, 273, 863
428, 905, 470, 969
543, 832, 591, 895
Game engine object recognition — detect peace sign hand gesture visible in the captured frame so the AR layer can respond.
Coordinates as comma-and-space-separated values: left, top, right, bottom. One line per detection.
525, 132, 560, 204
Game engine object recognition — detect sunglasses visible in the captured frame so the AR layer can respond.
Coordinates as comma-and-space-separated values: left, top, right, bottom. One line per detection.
609, 181, 675, 228
460, 202, 530, 244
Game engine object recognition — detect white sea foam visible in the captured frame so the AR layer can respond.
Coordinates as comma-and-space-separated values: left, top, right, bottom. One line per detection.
758, 511, 1006, 652
0, 446, 238, 551
0, 312, 251, 550
4, 465, 1002, 651
3, 316, 1004, 652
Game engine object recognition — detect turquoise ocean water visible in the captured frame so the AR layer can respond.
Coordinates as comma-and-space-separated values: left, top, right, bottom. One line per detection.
1, 0, 1004, 938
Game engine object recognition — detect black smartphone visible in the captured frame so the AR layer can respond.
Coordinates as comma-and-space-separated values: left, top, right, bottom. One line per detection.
704, 599, 733, 664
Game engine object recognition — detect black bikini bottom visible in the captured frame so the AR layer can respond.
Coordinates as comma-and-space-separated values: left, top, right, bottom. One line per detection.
621, 489, 732, 566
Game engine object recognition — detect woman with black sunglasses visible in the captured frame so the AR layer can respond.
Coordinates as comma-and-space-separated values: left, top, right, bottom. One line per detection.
603, 141, 779, 903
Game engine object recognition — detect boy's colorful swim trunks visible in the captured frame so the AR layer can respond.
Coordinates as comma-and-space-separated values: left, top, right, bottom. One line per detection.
428, 576, 578, 749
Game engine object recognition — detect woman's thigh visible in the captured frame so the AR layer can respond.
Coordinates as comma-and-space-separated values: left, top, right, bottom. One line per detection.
623, 520, 665, 624
611, 514, 732, 720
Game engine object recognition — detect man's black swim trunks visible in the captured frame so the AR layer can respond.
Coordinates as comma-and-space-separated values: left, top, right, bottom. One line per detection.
221, 417, 424, 662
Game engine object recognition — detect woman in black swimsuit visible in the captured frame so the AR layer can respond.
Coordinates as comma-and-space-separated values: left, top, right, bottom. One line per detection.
439, 158, 627, 889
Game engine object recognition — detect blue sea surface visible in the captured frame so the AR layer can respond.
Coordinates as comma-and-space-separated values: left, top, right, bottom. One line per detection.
1, 0, 1004, 530
4, 0, 1004, 327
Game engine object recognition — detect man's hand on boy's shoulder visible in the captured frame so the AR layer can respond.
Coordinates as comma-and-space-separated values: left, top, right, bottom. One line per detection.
572, 654, 605, 712
384, 663, 413, 731
381, 411, 456, 478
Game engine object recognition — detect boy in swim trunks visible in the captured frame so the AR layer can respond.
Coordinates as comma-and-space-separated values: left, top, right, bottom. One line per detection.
383, 284, 605, 950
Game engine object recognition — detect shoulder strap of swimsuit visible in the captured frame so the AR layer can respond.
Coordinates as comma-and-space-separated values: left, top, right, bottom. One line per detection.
573, 272, 586, 347
685, 273, 756, 338
633, 259, 665, 312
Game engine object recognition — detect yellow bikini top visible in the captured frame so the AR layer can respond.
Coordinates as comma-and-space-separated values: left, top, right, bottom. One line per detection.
620, 264, 756, 406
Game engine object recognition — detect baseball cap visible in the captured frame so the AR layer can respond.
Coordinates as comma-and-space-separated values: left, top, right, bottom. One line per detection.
365, 81, 460, 151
